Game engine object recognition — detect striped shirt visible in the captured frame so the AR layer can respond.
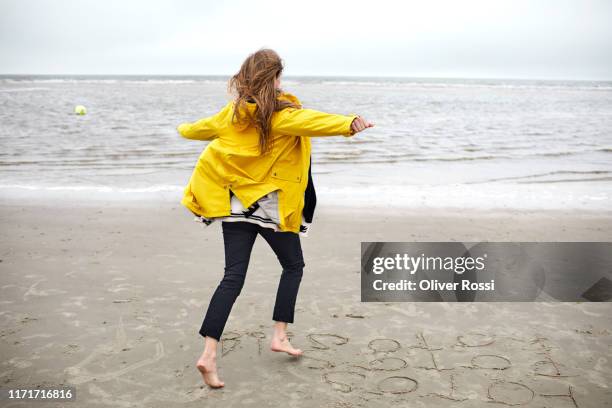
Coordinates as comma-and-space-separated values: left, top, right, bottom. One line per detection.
190, 189, 311, 236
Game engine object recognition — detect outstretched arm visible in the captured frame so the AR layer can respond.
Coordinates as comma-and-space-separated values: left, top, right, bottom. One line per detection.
272, 107, 374, 137
177, 103, 230, 141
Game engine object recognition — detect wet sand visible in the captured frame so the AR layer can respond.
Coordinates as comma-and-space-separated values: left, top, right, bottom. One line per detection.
0, 200, 611, 407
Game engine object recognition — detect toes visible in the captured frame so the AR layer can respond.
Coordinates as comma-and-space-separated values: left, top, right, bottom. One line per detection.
207, 377, 224, 388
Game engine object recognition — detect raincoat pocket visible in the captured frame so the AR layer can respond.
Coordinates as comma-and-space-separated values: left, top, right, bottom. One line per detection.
271, 167, 302, 183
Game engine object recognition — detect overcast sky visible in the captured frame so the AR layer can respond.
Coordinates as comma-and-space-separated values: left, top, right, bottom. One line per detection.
1, 0, 610, 80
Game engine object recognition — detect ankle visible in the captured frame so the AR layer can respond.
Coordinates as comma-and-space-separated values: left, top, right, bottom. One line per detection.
274, 324, 288, 335
274, 331, 288, 339
201, 350, 217, 359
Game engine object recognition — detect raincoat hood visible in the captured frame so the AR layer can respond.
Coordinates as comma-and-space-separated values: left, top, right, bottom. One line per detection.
231, 91, 303, 132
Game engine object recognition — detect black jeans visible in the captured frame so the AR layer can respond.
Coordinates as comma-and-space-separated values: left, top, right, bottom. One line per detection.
199, 221, 305, 341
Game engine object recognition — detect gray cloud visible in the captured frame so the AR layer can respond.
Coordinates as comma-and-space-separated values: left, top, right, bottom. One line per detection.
1, 0, 610, 79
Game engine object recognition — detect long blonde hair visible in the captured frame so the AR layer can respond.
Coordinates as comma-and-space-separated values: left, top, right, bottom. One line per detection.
228, 48, 300, 155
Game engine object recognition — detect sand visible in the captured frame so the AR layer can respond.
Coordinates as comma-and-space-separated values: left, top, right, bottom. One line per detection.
0, 199, 611, 407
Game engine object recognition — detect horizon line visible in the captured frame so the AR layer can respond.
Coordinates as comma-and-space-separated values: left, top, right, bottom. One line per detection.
0, 73, 611, 82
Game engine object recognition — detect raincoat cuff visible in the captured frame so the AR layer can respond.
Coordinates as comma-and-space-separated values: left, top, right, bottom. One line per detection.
345, 114, 360, 137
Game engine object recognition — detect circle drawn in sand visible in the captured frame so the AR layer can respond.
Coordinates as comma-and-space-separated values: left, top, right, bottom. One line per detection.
366, 357, 408, 371
487, 380, 535, 406
368, 338, 401, 353
307, 333, 349, 350
456, 332, 496, 347
377, 376, 418, 394
470, 354, 512, 370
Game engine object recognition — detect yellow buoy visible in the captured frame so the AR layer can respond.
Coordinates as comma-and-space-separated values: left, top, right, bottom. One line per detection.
74, 105, 87, 115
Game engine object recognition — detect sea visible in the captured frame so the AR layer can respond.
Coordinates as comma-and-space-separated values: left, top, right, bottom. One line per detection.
1, 75, 611, 211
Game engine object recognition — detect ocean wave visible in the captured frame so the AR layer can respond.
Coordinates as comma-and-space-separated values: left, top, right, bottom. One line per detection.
0, 184, 183, 193
1, 76, 610, 90
0, 78, 224, 85
517, 177, 612, 184
0, 87, 51, 92
314, 184, 612, 211
2, 181, 610, 211
306, 80, 612, 91
466, 170, 612, 184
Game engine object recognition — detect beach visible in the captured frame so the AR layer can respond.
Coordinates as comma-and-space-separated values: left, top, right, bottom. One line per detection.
2, 0, 612, 404
1, 199, 611, 407
1, 75, 611, 406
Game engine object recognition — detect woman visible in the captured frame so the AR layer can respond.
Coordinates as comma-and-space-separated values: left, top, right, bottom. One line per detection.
177, 48, 373, 388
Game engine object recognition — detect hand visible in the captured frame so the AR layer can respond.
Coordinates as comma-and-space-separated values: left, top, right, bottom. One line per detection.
350, 115, 374, 135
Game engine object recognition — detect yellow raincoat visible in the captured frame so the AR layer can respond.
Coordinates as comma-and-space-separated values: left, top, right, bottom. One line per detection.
177, 92, 358, 233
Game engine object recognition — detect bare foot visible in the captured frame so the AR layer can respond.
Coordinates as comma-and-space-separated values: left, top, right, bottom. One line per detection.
196, 355, 225, 388
270, 334, 303, 356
